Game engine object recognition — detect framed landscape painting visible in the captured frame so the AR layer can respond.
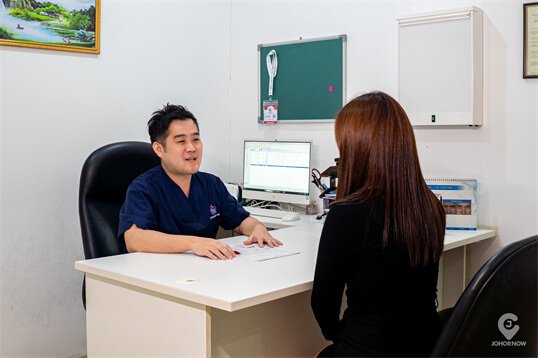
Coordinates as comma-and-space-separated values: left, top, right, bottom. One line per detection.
0, 0, 100, 54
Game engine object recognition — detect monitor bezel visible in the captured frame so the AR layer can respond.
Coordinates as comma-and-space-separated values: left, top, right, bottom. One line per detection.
242, 139, 312, 206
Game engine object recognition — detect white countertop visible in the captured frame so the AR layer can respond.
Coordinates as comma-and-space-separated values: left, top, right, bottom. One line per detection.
75, 222, 325, 312
75, 221, 495, 312
443, 229, 495, 250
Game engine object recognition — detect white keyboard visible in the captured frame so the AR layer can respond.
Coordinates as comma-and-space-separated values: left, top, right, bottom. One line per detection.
244, 207, 288, 219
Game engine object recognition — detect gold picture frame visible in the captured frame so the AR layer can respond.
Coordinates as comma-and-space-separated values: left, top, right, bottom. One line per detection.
0, 0, 100, 54
524, 2, 538, 78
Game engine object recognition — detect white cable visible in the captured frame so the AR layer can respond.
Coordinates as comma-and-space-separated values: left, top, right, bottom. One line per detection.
261, 203, 287, 212
245, 200, 262, 207
266, 50, 278, 97
245, 200, 291, 212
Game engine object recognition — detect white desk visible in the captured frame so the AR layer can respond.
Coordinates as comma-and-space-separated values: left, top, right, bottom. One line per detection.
75, 219, 494, 357
252, 213, 496, 304
76, 222, 326, 357
439, 229, 496, 308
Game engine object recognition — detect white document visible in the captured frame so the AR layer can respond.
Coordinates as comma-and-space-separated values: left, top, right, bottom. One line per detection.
232, 244, 299, 262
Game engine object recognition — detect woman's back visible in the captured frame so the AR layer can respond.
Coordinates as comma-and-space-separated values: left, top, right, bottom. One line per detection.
312, 199, 441, 357
311, 91, 445, 357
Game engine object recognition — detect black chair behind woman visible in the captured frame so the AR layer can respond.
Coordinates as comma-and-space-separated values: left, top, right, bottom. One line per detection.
432, 235, 537, 357
78, 141, 160, 307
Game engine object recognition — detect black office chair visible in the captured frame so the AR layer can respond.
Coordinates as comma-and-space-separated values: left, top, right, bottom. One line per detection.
78, 141, 160, 307
431, 235, 537, 357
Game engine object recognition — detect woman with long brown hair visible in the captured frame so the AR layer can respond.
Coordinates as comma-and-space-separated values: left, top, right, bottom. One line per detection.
311, 91, 446, 356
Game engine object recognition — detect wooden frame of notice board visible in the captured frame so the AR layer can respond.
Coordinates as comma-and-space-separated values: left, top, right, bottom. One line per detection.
258, 35, 347, 123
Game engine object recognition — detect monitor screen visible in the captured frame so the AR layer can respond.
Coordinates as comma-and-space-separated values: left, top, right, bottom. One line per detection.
242, 140, 311, 205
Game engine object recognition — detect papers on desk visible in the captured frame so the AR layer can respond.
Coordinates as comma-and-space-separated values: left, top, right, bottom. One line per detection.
232, 244, 300, 261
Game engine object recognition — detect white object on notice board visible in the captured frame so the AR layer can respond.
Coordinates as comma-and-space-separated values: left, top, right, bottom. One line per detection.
426, 178, 478, 230
398, 7, 483, 126
266, 49, 278, 97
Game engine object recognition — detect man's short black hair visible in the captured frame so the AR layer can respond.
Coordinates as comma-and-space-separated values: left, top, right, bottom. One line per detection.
147, 103, 199, 144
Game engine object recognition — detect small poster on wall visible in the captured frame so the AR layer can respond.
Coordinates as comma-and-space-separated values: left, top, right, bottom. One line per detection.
524, 2, 538, 78
0, 0, 100, 54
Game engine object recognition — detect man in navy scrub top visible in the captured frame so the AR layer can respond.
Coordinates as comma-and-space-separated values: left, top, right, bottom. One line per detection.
118, 104, 282, 260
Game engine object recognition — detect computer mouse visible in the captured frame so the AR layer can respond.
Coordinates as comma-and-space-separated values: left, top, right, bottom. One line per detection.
282, 213, 300, 222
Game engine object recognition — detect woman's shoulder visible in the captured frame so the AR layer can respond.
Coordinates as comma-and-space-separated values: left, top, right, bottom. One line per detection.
329, 197, 384, 216
323, 198, 384, 232
321, 198, 385, 248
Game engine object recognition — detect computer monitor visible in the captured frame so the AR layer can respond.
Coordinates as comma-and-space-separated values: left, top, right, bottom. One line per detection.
242, 140, 312, 206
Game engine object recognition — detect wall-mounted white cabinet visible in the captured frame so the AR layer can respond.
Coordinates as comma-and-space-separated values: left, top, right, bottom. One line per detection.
398, 7, 483, 127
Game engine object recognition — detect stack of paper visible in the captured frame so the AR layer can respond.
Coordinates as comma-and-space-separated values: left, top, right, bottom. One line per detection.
232, 244, 300, 261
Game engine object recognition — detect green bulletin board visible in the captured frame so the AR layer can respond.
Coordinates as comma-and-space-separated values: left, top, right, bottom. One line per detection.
258, 35, 346, 123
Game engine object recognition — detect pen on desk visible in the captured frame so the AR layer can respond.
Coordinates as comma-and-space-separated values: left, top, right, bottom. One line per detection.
316, 212, 327, 220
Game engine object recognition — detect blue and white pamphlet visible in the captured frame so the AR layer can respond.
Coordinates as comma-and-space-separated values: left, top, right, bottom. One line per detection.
426, 178, 478, 230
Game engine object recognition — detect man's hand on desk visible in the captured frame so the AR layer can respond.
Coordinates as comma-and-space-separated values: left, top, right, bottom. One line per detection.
239, 217, 283, 248
124, 219, 282, 260
124, 224, 236, 260
191, 237, 237, 260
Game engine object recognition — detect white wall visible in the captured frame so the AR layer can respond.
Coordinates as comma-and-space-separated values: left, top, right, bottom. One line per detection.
0, 0, 536, 356
230, 0, 537, 271
0, 1, 233, 356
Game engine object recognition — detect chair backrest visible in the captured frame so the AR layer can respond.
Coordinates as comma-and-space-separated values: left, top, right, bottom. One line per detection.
431, 235, 537, 357
224, 182, 242, 202
79, 141, 160, 259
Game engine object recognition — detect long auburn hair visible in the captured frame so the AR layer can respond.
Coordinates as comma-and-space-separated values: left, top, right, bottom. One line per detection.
334, 91, 445, 267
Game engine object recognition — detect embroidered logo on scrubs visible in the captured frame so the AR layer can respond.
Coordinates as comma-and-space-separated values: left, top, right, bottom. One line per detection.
209, 204, 220, 219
